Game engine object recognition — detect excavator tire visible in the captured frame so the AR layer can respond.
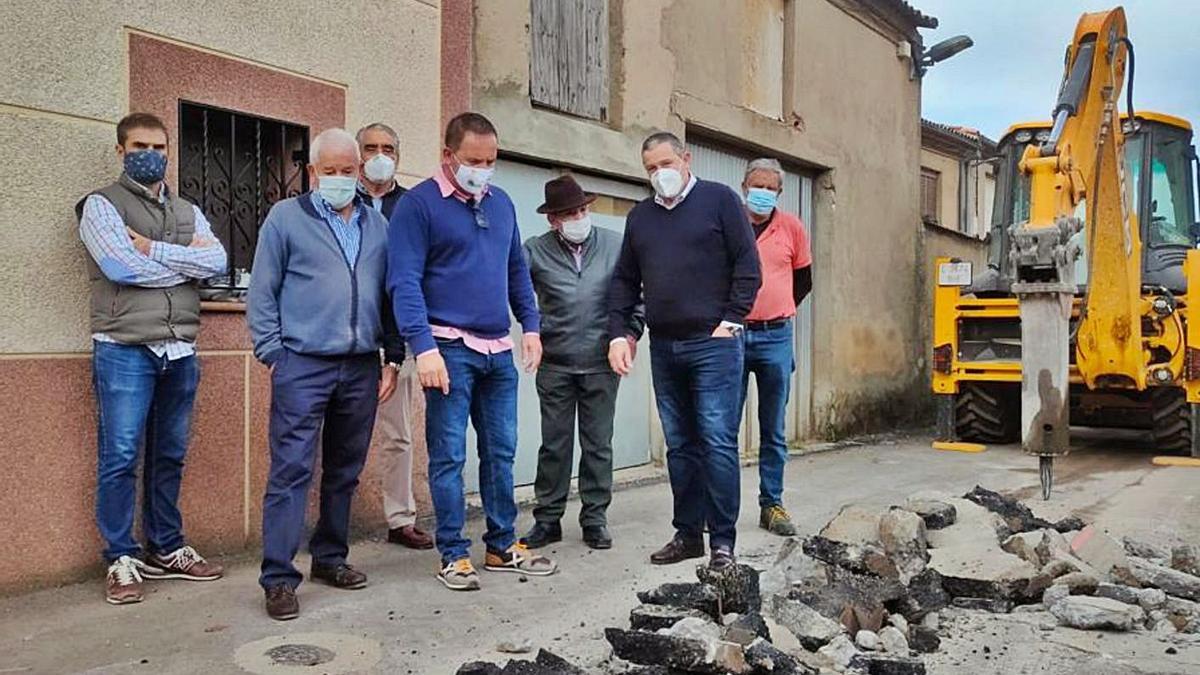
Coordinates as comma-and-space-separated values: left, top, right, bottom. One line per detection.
1150, 387, 1195, 454
955, 383, 1020, 444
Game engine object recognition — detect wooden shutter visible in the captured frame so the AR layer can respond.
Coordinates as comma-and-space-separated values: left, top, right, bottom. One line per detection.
921, 167, 941, 226
530, 0, 609, 120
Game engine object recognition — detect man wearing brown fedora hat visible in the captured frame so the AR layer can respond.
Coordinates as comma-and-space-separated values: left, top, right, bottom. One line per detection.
520, 175, 644, 550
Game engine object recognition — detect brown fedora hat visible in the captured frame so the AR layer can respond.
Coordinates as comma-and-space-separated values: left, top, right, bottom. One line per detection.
536, 175, 598, 214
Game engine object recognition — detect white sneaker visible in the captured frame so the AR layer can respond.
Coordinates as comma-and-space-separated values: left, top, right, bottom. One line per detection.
105, 556, 145, 605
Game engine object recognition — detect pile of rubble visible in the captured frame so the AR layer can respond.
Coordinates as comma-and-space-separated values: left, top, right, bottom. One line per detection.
458, 485, 1200, 674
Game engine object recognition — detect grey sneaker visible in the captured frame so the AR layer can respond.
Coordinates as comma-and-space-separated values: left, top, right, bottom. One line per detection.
760, 504, 798, 536
438, 558, 481, 591
142, 545, 224, 581
485, 543, 558, 576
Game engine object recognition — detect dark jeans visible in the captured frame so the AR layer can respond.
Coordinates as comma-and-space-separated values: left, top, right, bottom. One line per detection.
739, 321, 794, 507
532, 368, 619, 527
92, 341, 199, 562
424, 340, 519, 565
649, 335, 744, 550
260, 350, 380, 590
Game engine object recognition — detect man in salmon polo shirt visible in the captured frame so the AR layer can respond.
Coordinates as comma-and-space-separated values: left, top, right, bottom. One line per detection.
738, 157, 812, 537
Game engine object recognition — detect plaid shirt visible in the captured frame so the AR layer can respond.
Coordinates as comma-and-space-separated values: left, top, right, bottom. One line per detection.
79, 189, 227, 360
311, 192, 362, 269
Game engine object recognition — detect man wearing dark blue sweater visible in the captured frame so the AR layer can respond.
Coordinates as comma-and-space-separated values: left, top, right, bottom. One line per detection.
388, 113, 557, 591
608, 131, 761, 570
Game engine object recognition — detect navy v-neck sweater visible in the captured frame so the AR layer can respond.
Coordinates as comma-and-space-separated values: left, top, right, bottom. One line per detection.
607, 179, 761, 341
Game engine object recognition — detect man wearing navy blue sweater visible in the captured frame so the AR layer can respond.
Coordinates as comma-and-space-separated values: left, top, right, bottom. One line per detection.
608, 132, 761, 570
388, 113, 557, 591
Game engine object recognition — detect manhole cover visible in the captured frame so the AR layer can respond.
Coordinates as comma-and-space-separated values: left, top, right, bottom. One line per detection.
265, 643, 336, 666
235, 633, 381, 674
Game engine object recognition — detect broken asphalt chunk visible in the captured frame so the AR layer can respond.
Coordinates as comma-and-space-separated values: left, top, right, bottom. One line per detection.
457, 663, 503, 675
950, 597, 1014, 613
629, 604, 713, 632
767, 595, 844, 650
637, 582, 721, 619
533, 649, 585, 675
744, 638, 818, 674
1129, 557, 1200, 601
903, 498, 957, 530
963, 486, 1078, 534
697, 562, 762, 615
908, 625, 940, 654
604, 627, 721, 673
801, 535, 898, 578
1050, 595, 1147, 631
847, 652, 927, 675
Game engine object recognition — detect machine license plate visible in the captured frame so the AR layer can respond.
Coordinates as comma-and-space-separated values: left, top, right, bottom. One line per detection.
938, 261, 973, 287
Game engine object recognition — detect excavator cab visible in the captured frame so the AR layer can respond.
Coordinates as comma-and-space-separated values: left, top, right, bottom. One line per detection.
984, 113, 1196, 292
932, 112, 1199, 453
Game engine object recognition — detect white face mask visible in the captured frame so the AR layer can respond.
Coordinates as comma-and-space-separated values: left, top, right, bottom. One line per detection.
559, 214, 592, 244
363, 154, 396, 183
318, 175, 357, 209
454, 159, 495, 196
651, 167, 685, 199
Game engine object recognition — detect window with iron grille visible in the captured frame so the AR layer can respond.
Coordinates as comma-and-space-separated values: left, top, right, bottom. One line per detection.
530, 0, 609, 121
178, 101, 309, 295
921, 167, 941, 226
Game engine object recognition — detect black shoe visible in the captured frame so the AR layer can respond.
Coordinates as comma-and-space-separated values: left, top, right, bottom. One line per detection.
264, 584, 299, 621
519, 521, 562, 549
650, 537, 705, 565
582, 525, 612, 550
709, 546, 736, 570
310, 562, 368, 590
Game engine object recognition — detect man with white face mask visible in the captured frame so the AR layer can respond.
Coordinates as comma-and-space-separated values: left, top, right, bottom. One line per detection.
608, 131, 761, 570
356, 123, 408, 217
248, 127, 403, 620
353, 123, 434, 552
389, 112, 554, 591
520, 175, 645, 551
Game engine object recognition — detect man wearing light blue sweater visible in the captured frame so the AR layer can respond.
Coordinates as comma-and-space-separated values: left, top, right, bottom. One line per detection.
247, 128, 404, 620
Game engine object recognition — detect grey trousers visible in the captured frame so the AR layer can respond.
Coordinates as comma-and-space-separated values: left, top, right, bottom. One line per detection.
532, 368, 619, 527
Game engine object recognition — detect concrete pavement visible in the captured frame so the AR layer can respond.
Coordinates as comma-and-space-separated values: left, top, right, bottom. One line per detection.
2, 432, 1199, 674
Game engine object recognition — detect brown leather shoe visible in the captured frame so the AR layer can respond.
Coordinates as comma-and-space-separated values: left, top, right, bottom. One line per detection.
105, 556, 145, 605
142, 545, 224, 581
311, 562, 368, 589
388, 524, 435, 550
650, 537, 706, 565
264, 584, 299, 621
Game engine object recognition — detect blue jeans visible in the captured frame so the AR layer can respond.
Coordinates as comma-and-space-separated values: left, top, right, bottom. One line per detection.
424, 340, 519, 565
650, 335, 744, 550
260, 351, 380, 590
92, 341, 199, 562
739, 322, 794, 507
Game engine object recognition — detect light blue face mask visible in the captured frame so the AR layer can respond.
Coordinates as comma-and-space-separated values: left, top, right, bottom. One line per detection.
318, 175, 358, 209
745, 187, 779, 215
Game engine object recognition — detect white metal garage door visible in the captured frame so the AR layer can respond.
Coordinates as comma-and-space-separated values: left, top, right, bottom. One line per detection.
460, 160, 655, 490
688, 138, 816, 447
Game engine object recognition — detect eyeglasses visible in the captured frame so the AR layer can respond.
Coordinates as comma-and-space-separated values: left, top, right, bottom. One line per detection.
467, 197, 489, 229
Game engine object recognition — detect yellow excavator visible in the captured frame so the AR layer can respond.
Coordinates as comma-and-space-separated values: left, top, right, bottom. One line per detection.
931, 7, 1199, 498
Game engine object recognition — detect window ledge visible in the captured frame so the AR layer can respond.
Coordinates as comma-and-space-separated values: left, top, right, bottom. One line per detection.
924, 221, 987, 243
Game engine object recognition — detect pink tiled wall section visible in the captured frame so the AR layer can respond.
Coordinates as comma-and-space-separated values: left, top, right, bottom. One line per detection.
441, 0, 474, 127
0, 313, 432, 594
127, 33, 346, 187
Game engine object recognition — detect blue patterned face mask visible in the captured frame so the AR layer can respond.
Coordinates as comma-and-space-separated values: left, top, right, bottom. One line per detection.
745, 187, 778, 215
123, 150, 168, 185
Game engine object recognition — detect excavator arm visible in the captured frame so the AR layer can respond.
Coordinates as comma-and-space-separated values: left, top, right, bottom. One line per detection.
1009, 7, 1138, 497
